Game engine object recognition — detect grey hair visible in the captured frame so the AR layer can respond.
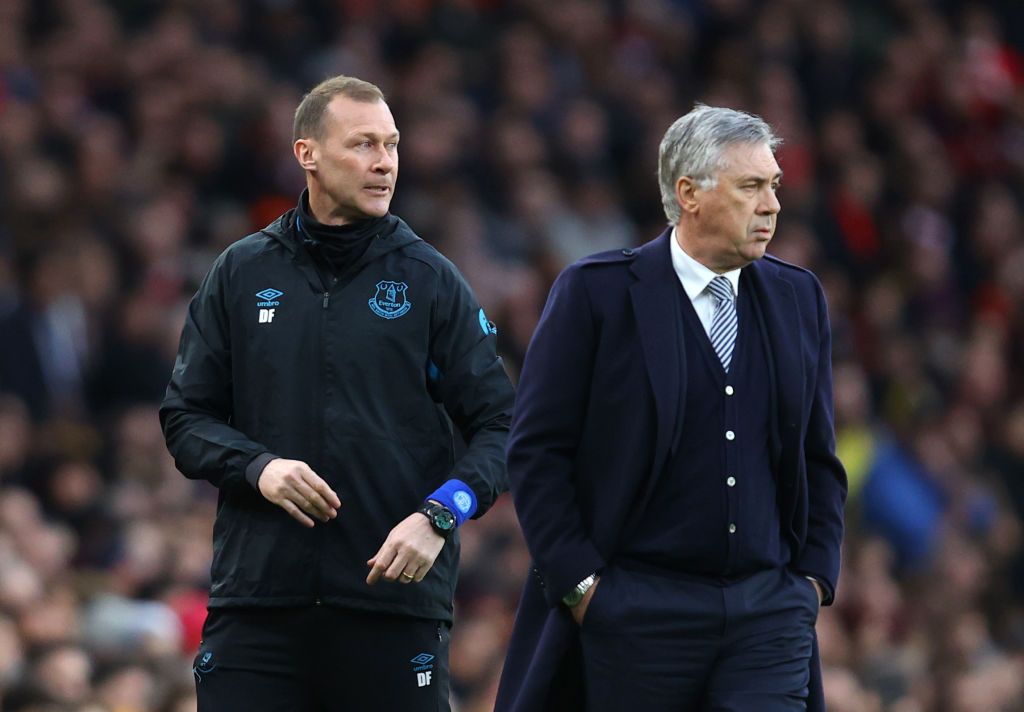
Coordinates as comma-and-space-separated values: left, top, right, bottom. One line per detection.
658, 104, 782, 225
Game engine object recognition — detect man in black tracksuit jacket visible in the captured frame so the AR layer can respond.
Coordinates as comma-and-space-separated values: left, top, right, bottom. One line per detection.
160, 76, 514, 711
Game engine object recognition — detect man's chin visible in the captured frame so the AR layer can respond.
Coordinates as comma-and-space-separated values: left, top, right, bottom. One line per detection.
360, 201, 392, 218
747, 243, 769, 258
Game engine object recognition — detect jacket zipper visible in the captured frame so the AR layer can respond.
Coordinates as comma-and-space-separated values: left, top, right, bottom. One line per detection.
297, 229, 336, 606
314, 286, 330, 604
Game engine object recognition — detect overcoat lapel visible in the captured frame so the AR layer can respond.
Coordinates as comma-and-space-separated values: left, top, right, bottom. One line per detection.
745, 258, 804, 486
628, 231, 685, 490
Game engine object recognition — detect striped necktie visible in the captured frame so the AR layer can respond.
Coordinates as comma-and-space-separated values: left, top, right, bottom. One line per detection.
707, 276, 737, 372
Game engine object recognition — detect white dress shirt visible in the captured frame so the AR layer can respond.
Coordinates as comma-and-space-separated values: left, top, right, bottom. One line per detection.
669, 228, 742, 337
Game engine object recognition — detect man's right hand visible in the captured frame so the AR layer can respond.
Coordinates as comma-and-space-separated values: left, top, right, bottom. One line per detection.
257, 458, 341, 527
569, 576, 600, 626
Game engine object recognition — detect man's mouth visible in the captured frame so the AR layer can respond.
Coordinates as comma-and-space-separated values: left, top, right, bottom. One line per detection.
365, 186, 390, 195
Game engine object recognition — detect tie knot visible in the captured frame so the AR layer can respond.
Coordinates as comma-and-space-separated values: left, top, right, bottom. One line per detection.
707, 276, 734, 304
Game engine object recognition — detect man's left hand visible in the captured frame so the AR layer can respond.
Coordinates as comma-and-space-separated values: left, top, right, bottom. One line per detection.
366, 512, 445, 585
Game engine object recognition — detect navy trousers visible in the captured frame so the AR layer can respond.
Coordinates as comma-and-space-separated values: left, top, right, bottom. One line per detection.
579, 565, 818, 712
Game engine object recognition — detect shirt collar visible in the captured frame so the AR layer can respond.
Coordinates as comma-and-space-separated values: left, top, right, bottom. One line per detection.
669, 227, 742, 300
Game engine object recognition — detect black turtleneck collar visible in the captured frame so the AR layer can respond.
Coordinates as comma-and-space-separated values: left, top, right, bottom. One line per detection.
296, 189, 391, 276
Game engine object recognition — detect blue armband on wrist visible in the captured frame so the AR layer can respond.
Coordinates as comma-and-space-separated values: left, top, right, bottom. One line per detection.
426, 479, 477, 527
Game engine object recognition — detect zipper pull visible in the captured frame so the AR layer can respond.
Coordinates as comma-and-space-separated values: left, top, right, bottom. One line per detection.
323, 292, 329, 309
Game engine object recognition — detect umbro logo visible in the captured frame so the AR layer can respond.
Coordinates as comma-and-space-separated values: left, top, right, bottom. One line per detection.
256, 288, 283, 323
411, 652, 434, 687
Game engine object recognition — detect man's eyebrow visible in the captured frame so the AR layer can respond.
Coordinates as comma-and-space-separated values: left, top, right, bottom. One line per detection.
736, 171, 784, 183
349, 130, 401, 141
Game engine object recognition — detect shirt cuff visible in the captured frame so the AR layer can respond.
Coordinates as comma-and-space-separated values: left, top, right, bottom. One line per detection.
804, 575, 833, 605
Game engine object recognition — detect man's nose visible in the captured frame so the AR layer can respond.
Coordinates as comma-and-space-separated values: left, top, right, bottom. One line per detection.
373, 147, 396, 172
759, 186, 780, 214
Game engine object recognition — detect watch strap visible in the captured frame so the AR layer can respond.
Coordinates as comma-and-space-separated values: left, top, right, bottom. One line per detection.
417, 502, 456, 538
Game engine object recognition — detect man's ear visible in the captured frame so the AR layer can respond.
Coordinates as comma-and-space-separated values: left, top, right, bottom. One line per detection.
675, 175, 700, 216
293, 139, 317, 171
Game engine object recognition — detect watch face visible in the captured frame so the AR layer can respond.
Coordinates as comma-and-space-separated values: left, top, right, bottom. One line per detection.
433, 509, 456, 531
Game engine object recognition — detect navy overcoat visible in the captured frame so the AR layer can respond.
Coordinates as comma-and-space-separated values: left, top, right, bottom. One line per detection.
495, 230, 847, 712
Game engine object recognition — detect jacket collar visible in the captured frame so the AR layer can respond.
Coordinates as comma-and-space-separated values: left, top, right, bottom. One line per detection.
258, 207, 424, 294
259, 208, 421, 257
743, 257, 804, 455
628, 229, 683, 484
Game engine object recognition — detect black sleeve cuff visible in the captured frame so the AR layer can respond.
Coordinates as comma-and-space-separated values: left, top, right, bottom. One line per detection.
245, 453, 278, 490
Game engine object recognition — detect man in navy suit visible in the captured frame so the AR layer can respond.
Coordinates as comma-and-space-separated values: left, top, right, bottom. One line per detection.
496, 105, 847, 712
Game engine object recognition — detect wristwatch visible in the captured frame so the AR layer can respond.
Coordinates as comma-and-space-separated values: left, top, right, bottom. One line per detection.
418, 502, 456, 539
562, 573, 597, 607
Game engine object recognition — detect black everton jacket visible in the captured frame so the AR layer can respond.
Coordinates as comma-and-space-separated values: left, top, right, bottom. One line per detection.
160, 210, 514, 621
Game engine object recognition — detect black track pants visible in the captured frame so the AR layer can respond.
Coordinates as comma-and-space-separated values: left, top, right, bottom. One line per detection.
193, 606, 451, 712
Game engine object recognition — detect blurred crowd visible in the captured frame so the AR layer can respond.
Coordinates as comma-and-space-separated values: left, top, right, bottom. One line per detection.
1, 0, 1023, 710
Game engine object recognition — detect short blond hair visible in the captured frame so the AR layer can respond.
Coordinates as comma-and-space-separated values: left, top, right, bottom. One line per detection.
292, 76, 385, 142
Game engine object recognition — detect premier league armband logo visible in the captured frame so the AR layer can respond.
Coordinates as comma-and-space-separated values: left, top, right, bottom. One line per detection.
369, 280, 412, 319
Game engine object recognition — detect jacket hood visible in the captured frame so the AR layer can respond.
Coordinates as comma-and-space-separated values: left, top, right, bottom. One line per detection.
260, 208, 422, 262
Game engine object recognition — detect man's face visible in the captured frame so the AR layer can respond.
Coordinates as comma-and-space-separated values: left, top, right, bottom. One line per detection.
687, 142, 782, 272
302, 96, 399, 224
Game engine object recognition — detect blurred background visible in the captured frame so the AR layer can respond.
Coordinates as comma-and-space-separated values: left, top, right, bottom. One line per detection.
1, 0, 1023, 710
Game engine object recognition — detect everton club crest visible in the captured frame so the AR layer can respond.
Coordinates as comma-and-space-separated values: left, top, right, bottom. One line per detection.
369, 280, 412, 319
